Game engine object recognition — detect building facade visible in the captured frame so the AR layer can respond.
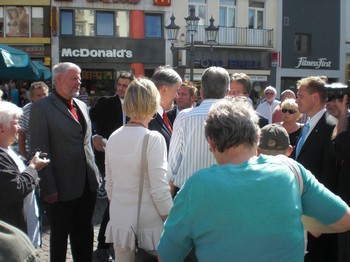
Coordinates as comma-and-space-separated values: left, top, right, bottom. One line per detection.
275, 0, 344, 95
0, 0, 51, 69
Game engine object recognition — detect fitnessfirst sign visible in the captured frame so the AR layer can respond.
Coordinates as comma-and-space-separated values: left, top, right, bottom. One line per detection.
295, 57, 331, 69
61, 48, 133, 59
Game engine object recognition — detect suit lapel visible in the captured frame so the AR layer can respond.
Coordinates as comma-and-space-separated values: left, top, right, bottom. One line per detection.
156, 113, 172, 136
73, 98, 88, 125
299, 112, 326, 156
50, 93, 74, 121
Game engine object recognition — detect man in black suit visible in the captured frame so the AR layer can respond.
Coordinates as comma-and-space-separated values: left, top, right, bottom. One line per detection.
293, 76, 338, 262
30, 62, 100, 262
167, 79, 197, 125
327, 92, 350, 261
149, 66, 182, 151
90, 71, 135, 261
229, 73, 268, 128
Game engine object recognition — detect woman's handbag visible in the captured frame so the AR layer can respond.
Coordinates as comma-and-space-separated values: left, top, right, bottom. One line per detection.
134, 133, 158, 262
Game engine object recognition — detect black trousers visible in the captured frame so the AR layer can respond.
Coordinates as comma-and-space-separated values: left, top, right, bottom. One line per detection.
97, 202, 110, 249
46, 182, 96, 262
305, 233, 338, 262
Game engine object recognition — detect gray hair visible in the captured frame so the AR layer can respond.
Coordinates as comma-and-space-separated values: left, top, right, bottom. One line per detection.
205, 97, 260, 153
0, 101, 22, 126
151, 66, 182, 90
29, 81, 49, 98
52, 62, 81, 86
201, 67, 230, 99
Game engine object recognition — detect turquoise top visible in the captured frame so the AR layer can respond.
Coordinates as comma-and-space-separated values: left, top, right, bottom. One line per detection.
158, 155, 347, 262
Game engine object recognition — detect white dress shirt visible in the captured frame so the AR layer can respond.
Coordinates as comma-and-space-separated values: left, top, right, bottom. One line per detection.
168, 99, 219, 188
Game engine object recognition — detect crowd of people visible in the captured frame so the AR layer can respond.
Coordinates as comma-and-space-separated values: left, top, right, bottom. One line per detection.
0, 63, 350, 262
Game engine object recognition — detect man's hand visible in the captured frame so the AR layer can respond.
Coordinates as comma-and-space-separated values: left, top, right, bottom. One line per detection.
93, 135, 106, 152
44, 193, 58, 204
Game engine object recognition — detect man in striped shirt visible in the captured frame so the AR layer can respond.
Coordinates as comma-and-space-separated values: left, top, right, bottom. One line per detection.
168, 66, 230, 197
18, 81, 49, 160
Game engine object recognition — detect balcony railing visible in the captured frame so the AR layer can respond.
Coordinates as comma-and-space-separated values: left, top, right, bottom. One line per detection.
186, 25, 274, 48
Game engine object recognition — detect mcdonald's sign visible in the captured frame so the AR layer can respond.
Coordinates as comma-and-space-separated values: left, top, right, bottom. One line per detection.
154, 0, 171, 6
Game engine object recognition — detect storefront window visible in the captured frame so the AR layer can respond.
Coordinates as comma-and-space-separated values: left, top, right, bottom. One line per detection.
61, 10, 73, 35
116, 10, 129, 37
32, 7, 43, 37
5, 6, 30, 37
0, 8, 3, 37
75, 9, 94, 36
145, 14, 162, 38
96, 11, 114, 36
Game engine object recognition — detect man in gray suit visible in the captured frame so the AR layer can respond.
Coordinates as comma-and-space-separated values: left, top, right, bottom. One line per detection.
30, 62, 100, 262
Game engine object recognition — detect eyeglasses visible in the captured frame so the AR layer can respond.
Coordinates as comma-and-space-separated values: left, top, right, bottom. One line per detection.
281, 108, 298, 114
265, 92, 275, 95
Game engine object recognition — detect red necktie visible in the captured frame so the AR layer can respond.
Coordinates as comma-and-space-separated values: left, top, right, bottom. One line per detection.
162, 111, 172, 133
69, 101, 79, 121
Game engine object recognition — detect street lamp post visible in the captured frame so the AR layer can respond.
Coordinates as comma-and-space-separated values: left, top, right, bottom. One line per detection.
165, 8, 219, 82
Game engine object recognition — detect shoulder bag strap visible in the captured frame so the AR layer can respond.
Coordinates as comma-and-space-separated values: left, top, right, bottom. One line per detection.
135, 132, 150, 238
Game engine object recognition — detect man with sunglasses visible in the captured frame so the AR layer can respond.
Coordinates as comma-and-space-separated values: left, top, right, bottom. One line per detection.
256, 86, 279, 123
327, 91, 350, 262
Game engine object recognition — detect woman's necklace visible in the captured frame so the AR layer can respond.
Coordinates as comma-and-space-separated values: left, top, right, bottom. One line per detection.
128, 121, 146, 128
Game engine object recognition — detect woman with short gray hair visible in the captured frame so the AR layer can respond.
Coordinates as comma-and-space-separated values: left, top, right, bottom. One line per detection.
158, 97, 350, 262
0, 101, 49, 247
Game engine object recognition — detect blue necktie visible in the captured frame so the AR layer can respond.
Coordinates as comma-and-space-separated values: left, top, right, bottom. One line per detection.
295, 122, 310, 158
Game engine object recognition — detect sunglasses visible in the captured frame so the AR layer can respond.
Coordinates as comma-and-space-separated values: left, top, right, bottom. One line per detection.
281, 108, 298, 114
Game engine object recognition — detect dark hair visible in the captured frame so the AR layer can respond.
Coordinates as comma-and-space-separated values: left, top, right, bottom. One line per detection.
230, 73, 252, 95
116, 71, 135, 83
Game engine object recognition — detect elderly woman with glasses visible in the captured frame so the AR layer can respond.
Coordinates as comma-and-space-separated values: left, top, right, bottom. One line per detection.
0, 101, 49, 246
278, 98, 304, 148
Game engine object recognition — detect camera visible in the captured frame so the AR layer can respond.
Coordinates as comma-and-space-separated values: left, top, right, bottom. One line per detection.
325, 80, 350, 102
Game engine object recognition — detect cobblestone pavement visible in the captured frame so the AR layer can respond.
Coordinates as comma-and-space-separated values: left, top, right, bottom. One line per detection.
37, 198, 109, 262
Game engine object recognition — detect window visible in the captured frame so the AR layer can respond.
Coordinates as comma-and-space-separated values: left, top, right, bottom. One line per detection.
5, 6, 30, 37
145, 14, 162, 38
219, 0, 236, 27
31, 7, 43, 37
248, 2, 264, 29
60, 9, 129, 37
189, 0, 206, 26
116, 10, 129, 37
294, 33, 310, 55
96, 11, 114, 36
61, 10, 73, 35
0, 7, 3, 37
75, 9, 94, 36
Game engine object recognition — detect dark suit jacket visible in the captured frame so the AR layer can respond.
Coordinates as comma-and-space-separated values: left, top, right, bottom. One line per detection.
89, 95, 124, 173
149, 113, 172, 152
330, 116, 350, 204
167, 106, 178, 126
90, 95, 124, 139
257, 112, 268, 128
30, 93, 100, 202
292, 112, 338, 262
293, 112, 337, 191
0, 149, 37, 232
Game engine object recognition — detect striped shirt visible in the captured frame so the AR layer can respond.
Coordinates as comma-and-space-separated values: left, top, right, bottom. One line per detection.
168, 99, 219, 188
19, 102, 32, 154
